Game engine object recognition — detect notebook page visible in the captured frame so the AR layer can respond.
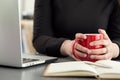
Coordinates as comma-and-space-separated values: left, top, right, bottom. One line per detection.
46, 61, 97, 74
94, 60, 120, 74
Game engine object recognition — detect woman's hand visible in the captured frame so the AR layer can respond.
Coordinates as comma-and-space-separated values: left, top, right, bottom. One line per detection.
89, 29, 120, 60
60, 29, 120, 61
60, 33, 91, 60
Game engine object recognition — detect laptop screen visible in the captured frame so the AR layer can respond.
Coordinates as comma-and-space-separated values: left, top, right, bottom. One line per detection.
0, 0, 22, 67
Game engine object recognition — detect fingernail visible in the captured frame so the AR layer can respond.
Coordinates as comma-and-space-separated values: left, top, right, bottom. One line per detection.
83, 54, 87, 58
84, 36, 87, 39
90, 43, 93, 46
90, 55, 94, 59
87, 50, 91, 54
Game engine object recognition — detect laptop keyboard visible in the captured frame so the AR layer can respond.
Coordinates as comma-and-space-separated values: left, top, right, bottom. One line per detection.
22, 54, 57, 64
23, 58, 39, 63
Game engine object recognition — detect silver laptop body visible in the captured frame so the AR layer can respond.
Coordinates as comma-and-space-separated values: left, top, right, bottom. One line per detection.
0, 0, 57, 68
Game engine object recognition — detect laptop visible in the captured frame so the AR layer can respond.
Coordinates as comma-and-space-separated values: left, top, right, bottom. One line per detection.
0, 0, 57, 68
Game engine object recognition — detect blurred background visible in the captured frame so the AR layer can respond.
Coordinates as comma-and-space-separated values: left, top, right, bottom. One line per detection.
21, 0, 34, 19
20, 0, 35, 54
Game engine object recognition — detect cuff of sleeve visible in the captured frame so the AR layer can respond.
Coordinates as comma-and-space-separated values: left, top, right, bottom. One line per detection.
46, 38, 68, 57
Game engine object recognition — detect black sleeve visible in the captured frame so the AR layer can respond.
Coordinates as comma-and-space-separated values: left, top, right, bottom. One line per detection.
33, 0, 67, 57
107, 2, 120, 60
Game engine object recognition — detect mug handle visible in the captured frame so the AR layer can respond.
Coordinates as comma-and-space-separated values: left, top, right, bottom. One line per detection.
72, 38, 100, 62
72, 38, 82, 59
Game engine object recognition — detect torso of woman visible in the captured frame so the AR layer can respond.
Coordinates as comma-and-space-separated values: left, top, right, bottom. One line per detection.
52, 0, 116, 39
33, 0, 120, 57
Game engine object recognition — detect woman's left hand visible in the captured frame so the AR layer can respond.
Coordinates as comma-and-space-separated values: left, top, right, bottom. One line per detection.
89, 29, 120, 60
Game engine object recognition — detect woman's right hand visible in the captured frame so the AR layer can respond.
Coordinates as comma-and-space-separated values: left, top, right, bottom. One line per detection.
60, 33, 91, 60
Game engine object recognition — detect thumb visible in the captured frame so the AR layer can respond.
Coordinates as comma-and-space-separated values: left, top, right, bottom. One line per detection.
75, 33, 86, 39
98, 29, 109, 40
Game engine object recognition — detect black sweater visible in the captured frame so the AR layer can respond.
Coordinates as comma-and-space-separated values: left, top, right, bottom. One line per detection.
33, 0, 120, 59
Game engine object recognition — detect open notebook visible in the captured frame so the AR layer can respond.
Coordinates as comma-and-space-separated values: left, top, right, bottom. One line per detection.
43, 60, 120, 79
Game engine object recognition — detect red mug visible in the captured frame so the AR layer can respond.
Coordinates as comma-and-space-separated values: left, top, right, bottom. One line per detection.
72, 34, 104, 62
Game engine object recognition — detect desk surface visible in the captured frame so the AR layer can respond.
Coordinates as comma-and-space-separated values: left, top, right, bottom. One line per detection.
0, 57, 97, 80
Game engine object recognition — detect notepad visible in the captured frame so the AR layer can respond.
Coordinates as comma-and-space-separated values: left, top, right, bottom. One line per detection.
43, 60, 120, 79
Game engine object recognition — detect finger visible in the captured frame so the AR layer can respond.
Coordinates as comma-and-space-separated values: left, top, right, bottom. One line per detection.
90, 40, 109, 46
98, 29, 110, 40
74, 50, 87, 58
89, 48, 107, 55
71, 50, 87, 61
90, 53, 112, 60
71, 54, 81, 61
75, 33, 86, 39
76, 43, 91, 53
